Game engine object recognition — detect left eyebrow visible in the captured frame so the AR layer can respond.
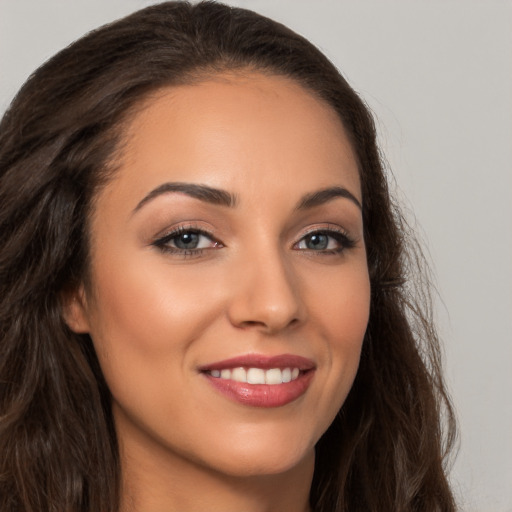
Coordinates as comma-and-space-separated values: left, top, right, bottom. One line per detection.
296, 186, 362, 211
132, 182, 237, 214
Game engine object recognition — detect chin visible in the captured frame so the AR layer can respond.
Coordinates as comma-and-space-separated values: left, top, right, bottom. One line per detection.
184, 425, 318, 479
206, 446, 315, 479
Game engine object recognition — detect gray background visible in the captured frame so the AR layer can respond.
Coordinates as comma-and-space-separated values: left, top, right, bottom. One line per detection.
1, 1, 511, 510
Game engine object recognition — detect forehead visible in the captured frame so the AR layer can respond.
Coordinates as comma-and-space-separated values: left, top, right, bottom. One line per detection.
105, 72, 361, 208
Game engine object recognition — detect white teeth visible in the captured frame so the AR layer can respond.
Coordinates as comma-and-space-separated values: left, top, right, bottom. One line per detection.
231, 367, 247, 382
247, 368, 265, 384
265, 368, 282, 385
282, 368, 292, 383
209, 367, 301, 384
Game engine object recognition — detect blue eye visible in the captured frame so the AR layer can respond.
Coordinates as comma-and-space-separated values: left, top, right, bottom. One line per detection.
295, 229, 355, 254
153, 227, 221, 255
172, 231, 202, 250
301, 233, 330, 250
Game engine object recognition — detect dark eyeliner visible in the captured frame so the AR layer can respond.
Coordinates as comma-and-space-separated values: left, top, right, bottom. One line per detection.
152, 226, 220, 257
297, 226, 357, 254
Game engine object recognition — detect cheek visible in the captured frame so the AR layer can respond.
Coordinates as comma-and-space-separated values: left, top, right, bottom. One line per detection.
308, 259, 370, 350
84, 252, 227, 403
88, 252, 222, 349
83, 255, 236, 458
304, 261, 370, 420
332, 270, 370, 374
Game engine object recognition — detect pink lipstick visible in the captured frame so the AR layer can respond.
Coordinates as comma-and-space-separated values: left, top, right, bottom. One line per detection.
199, 354, 315, 408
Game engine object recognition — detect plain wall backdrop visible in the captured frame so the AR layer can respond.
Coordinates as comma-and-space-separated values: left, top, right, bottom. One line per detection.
1, 1, 511, 510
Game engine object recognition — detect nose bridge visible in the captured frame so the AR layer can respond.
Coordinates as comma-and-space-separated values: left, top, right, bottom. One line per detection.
227, 236, 305, 332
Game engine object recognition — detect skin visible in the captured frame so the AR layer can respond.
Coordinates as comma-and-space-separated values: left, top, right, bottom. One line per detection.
65, 72, 371, 512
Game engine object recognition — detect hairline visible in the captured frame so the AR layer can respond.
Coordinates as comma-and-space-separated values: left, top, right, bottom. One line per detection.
82, 64, 363, 291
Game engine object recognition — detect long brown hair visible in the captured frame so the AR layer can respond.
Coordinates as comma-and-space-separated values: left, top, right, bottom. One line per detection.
0, 2, 457, 510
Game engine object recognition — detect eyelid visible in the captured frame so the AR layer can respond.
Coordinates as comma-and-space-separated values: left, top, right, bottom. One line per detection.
293, 224, 356, 252
151, 223, 223, 257
150, 221, 356, 258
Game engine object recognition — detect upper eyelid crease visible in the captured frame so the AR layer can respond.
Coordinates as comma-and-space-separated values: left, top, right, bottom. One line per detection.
152, 228, 221, 257
153, 226, 354, 255
154, 226, 218, 243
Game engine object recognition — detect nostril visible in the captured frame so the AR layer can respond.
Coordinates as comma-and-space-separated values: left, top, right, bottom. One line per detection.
239, 320, 267, 329
237, 316, 301, 332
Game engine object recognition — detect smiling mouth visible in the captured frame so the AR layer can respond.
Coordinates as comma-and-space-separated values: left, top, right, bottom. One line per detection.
199, 354, 316, 407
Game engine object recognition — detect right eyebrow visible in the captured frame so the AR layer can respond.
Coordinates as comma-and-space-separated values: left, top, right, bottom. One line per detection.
132, 182, 238, 214
296, 186, 362, 211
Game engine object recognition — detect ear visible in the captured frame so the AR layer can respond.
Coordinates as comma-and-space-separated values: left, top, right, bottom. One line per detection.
61, 284, 91, 334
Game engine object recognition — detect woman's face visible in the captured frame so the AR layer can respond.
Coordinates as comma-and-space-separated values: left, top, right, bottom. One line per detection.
67, 72, 370, 478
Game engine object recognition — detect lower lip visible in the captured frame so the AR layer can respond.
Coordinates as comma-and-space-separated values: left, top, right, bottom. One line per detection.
203, 371, 315, 408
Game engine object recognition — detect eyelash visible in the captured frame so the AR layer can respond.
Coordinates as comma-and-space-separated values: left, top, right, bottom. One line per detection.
152, 224, 356, 258
294, 225, 356, 255
152, 225, 221, 258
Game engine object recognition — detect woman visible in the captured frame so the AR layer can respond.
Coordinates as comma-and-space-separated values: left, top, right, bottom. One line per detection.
0, 2, 457, 511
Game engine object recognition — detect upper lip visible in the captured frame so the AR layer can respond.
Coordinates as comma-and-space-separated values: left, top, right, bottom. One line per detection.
198, 353, 316, 372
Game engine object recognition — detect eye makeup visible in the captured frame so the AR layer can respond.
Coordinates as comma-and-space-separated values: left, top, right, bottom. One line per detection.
293, 224, 356, 255
151, 221, 357, 260
152, 224, 223, 258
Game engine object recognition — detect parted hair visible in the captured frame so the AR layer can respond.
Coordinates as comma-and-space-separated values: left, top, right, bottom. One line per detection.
0, 2, 457, 511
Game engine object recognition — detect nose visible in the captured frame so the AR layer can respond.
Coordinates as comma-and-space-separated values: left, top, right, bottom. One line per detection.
226, 245, 306, 334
